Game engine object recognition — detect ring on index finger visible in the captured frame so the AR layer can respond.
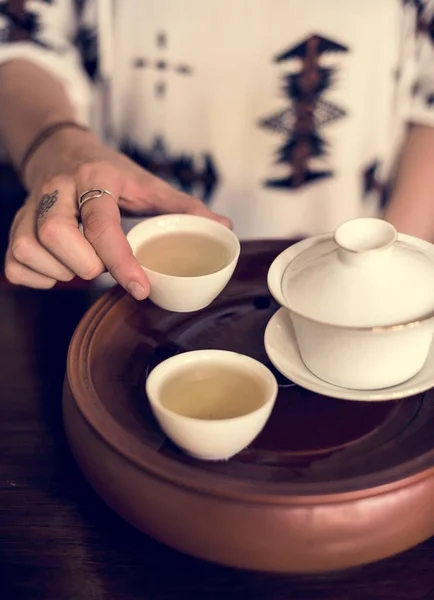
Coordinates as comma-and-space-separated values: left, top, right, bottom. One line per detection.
78, 188, 116, 212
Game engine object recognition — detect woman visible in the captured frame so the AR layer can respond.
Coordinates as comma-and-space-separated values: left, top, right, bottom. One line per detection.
0, 0, 434, 299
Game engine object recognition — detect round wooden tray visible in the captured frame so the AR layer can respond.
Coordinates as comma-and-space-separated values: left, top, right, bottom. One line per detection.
63, 240, 434, 573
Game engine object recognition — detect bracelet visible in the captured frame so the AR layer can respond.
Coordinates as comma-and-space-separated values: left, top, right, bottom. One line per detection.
19, 121, 90, 178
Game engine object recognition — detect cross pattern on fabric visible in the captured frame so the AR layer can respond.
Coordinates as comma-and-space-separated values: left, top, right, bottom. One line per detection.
133, 31, 194, 99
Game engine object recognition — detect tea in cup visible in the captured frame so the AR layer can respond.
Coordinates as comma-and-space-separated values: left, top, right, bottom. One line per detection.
146, 350, 278, 461
127, 215, 240, 312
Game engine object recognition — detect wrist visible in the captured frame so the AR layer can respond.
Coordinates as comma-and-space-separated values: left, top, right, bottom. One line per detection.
24, 127, 112, 190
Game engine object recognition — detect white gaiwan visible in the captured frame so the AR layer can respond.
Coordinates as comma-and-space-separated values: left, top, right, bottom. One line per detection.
268, 218, 434, 390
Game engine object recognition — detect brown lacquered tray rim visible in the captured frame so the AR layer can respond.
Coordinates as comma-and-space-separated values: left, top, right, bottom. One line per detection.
66, 243, 434, 504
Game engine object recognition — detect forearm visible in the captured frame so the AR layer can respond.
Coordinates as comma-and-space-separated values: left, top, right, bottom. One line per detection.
0, 59, 108, 188
0, 60, 78, 165
385, 125, 434, 242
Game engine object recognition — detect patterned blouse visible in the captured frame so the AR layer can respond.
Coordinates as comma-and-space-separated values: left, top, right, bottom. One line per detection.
1, 0, 434, 239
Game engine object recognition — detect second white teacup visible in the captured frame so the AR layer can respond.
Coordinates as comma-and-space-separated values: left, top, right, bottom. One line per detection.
146, 350, 278, 461
127, 214, 240, 312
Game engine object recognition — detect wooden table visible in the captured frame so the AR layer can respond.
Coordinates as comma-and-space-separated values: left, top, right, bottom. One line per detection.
1, 283, 434, 600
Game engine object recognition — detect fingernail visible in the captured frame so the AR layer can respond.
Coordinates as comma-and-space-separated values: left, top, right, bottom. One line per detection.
127, 281, 147, 300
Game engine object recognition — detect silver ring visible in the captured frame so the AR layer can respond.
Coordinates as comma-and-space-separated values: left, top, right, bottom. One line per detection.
78, 188, 116, 211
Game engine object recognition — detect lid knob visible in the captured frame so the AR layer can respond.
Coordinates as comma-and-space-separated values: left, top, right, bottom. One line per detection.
334, 218, 397, 264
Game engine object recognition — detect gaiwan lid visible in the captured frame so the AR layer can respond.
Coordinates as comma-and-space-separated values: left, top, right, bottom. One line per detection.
282, 218, 434, 328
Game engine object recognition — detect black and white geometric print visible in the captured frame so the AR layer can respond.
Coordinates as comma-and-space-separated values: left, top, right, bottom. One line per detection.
132, 31, 194, 100
0, 0, 50, 46
259, 34, 349, 190
0, 0, 99, 77
121, 136, 219, 205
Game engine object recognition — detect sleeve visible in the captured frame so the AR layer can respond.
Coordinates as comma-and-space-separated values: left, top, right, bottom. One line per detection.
0, 0, 94, 124
408, 0, 434, 126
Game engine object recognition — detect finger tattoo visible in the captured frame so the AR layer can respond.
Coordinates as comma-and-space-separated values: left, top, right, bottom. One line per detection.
38, 190, 59, 220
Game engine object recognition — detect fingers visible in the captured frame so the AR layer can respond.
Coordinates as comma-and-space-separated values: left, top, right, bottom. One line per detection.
4, 249, 57, 289
35, 177, 105, 280
75, 164, 150, 299
7, 155, 231, 297
124, 164, 233, 229
173, 190, 233, 230
9, 204, 75, 282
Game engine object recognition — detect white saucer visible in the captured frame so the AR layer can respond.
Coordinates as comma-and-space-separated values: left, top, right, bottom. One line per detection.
264, 308, 434, 402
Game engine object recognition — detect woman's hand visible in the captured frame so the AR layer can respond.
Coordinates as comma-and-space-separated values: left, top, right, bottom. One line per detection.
5, 129, 230, 299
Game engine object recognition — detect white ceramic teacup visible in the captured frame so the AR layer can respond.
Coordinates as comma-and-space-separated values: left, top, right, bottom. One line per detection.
126, 214, 240, 312
146, 350, 278, 461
